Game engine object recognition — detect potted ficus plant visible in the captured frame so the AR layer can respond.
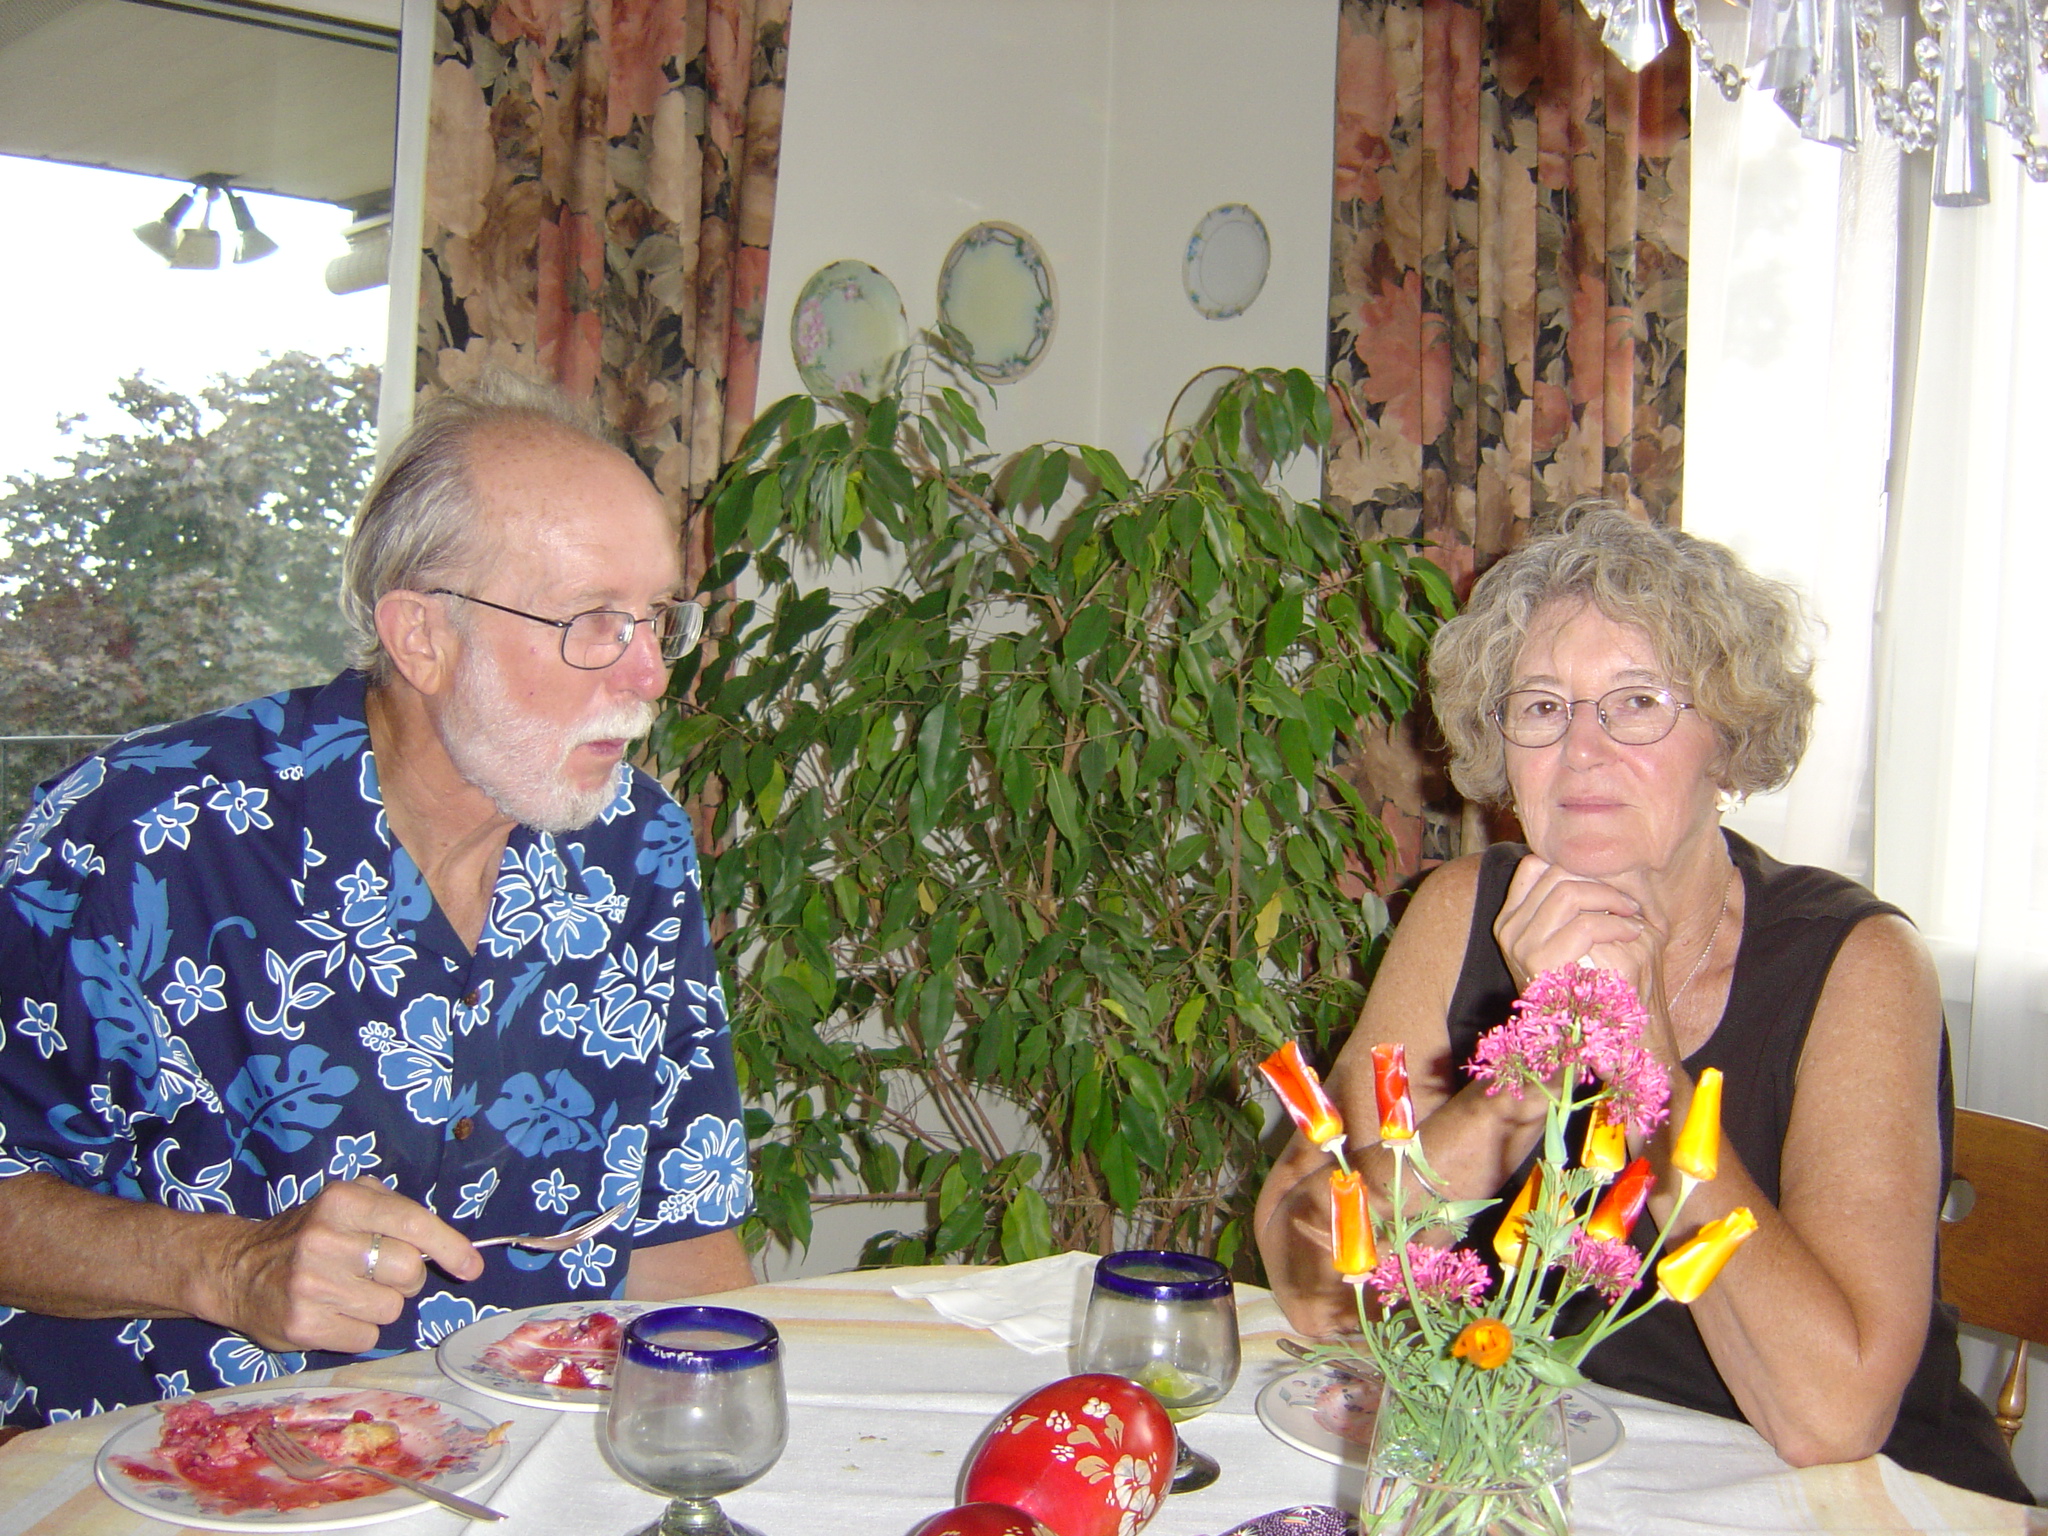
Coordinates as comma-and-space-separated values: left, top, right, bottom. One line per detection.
1259, 963, 1757, 1535
652, 346, 1456, 1267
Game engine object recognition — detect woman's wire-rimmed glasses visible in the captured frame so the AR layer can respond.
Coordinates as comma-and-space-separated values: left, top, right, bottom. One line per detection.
428, 588, 705, 669
1490, 685, 1694, 748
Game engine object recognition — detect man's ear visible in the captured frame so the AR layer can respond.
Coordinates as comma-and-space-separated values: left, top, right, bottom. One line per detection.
376, 589, 459, 697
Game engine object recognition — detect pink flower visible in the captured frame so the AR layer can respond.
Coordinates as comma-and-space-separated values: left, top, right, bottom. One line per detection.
1566, 1231, 1641, 1304
1368, 1243, 1493, 1310
1598, 1042, 1671, 1136
1469, 966, 1669, 1133
1467, 1009, 1567, 1097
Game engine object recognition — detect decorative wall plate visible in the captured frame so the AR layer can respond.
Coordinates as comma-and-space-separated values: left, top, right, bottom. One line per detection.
937, 222, 1056, 384
790, 259, 910, 398
1183, 203, 1271, 319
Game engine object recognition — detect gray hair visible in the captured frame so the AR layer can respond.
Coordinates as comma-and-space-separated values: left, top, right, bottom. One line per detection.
1428, 503, 1817, 806
340, 373, 610, 679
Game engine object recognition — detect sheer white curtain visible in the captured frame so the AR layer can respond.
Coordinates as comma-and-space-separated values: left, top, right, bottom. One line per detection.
1683, 64, 1898, 885
1872, 157, 2048, 1128
1687, 72, 2048, 1497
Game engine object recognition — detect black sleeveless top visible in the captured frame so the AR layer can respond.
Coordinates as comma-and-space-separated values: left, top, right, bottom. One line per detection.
1447, 832, 2032, 1504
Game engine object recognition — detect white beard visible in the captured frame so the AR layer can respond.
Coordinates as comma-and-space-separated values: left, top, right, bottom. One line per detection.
438, 641, 656, 833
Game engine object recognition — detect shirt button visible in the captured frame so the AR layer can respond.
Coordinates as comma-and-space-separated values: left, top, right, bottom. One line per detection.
462, 990, 480, 1007
452, 1117, 475, 1141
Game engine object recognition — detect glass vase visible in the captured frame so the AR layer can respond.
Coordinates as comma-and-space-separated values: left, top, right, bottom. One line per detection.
1361, 1378, 1570, 1536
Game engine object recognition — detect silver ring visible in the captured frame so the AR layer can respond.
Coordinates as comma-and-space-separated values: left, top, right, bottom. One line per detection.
364, 1232, 383, 1282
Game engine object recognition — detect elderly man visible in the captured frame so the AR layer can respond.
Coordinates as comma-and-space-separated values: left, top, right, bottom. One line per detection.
0, 379, 752, 1423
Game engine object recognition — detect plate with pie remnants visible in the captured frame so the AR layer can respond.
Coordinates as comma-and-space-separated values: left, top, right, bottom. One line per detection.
96, 1386, 509, 1530
435, 1299, 646, 1412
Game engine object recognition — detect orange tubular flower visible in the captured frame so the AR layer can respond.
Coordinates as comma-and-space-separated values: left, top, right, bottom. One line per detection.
1672, 1068, 1724, 1184
1493, 1162, 1542, 1272
1371, 1042, 1416, 1143
1580, 1102, 1628, 1176
1450, 1319, 1515, 1370
1258, 1041, 1346, 1153
1657, 1207, 1759, 1303
1586, 1156, 1655, 1244
1329, 1168, 1376, 1281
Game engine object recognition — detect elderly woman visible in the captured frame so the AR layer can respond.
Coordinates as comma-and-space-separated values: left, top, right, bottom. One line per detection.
1254, 506, 2030, 1503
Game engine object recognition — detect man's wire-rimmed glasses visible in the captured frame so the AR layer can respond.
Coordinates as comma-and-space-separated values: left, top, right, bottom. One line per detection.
428, 589, 704, 670
1490, 685, 1694, 748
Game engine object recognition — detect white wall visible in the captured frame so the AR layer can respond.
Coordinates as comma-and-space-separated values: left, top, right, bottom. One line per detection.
758, 0, 1336, 472
752, 0, 1338, 1279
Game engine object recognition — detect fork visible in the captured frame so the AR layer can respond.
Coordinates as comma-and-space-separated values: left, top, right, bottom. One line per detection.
252, 1421, 506, 1521
473, 1199, 633, 1251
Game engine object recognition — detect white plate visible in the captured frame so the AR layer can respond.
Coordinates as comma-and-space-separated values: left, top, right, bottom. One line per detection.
1183, 203, 1271, 319
436, 1298, 647, 1412
94, 1386, 507, 1532
791, 259, 910, 398
936, 221, 1056, 384
1255, 1363, 1624, 1473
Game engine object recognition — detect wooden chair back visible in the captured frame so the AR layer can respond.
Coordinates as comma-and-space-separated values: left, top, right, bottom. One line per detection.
1939, 1107, 2048, 1446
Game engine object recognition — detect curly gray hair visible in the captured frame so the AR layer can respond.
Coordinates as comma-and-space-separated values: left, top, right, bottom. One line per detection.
1428, 503, 1817, 806
339, 373, 609, 680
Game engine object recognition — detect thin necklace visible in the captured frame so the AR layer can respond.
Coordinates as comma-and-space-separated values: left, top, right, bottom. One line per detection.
1668, 867, 1734, 1015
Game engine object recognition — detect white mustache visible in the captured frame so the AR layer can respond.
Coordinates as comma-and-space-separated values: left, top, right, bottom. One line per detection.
573, 702, 658, 747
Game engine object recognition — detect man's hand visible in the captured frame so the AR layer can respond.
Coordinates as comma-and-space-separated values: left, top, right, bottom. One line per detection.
204, 1180, 482, 1354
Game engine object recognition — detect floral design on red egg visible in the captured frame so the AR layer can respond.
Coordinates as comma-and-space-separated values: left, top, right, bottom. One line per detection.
964, 1375, 1173, 1536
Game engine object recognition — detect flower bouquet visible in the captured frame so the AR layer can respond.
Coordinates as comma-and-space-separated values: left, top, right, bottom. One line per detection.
1260, 963, 1759, 1536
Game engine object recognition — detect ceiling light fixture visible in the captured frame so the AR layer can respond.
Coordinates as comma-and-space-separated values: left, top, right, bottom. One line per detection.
169, 185, 222, 270
132, 190, 197, 260
1583, 0, 2048, 205
135, 176, 280, 268
227, 190, 279, 264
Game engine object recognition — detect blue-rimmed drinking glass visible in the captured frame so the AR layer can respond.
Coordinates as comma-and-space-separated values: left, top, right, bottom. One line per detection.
1074, 1249, 1240, 1493
603, 1306, 787, 1536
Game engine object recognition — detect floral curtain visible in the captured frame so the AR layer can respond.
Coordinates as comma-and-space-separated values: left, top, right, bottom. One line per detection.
1326, 0, 1689, 880
418, 0, 791, 583
1325, 0, 1689, 589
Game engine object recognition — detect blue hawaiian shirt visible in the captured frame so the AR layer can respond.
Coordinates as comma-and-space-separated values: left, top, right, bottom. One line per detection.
0, 671, 751, 1424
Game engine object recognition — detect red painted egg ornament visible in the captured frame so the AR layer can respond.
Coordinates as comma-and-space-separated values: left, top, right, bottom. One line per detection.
908, 1503, 1061, 1536
961, 1374, 1175, 1536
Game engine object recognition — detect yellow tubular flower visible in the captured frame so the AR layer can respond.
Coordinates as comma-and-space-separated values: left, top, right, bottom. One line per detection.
1656, 1207, 1759, 1303
1580, 1102, 1628, 1176
1329, 1168, 1376, 1281
1672, 1068, 1724, 1184
1493, 1162, 1542, 1272
1450, 1319, 1515, 1369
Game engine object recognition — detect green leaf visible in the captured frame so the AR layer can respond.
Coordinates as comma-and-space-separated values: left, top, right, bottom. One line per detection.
1097, 1131, 1141, 1211
1000, 1186, 1055, 1261
1045, 769, 1083, 843
1065, 604, 1112, 661
1077, 444, 1135, 499
917, 697, 961, 801
745, 473, 783, 549
1523, 1350, 1589, 1388
1276, 717, 1317, 786
1039, 447, 1070, 508
1262, 588, 1305, 657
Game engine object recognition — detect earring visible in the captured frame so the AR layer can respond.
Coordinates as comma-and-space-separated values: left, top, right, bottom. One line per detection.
1715, 788, 1746, 815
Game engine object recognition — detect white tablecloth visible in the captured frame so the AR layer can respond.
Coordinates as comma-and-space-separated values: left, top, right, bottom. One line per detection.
2, 1266, 2039, 1535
